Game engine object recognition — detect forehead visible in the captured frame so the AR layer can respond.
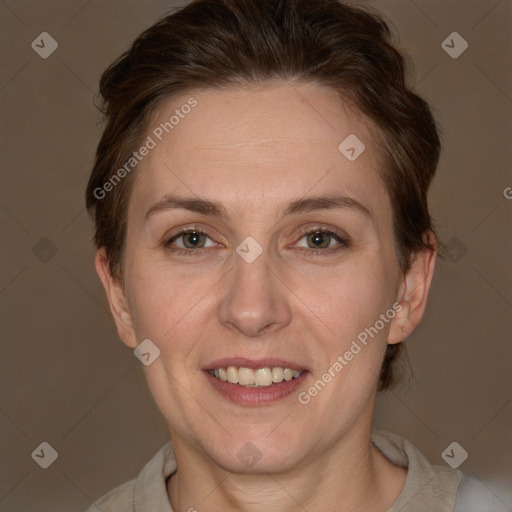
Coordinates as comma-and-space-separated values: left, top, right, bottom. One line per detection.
129, 82, 390, 223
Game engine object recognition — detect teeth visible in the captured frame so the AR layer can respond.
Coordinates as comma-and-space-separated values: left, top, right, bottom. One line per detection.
272, 367, 284, 383
238, 367, 255, 386
255, 367, 272, 386
209, 366, 304, 387
226, 366, 239, 383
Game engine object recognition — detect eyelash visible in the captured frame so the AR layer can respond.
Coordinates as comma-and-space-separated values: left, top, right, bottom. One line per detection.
163, 226, 350, 257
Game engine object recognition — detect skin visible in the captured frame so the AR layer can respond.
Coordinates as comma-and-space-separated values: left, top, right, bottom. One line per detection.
95, 81, 437, 512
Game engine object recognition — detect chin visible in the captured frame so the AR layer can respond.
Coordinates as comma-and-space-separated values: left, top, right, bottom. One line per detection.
200, 428, 308, 475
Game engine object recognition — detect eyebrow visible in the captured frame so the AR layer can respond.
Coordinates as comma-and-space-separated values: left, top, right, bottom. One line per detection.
143, 194, 372, 224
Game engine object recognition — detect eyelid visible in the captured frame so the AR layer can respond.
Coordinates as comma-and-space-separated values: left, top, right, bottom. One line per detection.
294, 224, 348, 240
164, 225, 218, 249
164, 224, 350, 255
290, 225, 350, 253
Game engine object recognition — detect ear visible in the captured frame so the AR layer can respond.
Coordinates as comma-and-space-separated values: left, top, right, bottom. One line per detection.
95, 247, 138, 349
388, 234, 437, 344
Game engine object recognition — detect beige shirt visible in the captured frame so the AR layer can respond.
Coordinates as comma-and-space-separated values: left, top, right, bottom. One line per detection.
85, 429, 502, 511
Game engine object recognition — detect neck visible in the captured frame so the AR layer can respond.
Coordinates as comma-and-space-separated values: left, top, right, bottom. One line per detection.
166, 416, 407, 512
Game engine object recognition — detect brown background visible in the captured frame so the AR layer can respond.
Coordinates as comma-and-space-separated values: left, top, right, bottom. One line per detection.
0, 1, 511, 510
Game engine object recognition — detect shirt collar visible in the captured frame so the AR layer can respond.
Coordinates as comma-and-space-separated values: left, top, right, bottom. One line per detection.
133, 440, 177, 511
130, 430, 463, 511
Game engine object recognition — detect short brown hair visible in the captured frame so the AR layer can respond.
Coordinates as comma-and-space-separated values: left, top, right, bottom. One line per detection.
85, 0, 441, 391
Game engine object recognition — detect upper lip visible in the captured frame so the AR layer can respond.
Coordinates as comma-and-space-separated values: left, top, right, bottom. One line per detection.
202, 357, 309, 372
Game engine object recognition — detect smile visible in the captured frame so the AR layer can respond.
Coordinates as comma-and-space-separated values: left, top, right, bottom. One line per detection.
208, 366, 304, 387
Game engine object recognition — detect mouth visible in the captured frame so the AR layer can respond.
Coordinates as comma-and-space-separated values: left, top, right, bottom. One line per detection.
207, 366, 304, 388
202, 358, 309, 405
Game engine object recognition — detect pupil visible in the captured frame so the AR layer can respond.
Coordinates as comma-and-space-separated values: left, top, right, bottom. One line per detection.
185, 232, 202, 248
309, 232, 328, 248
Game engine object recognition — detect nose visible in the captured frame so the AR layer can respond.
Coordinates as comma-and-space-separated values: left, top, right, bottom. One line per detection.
217, 243, 293, 338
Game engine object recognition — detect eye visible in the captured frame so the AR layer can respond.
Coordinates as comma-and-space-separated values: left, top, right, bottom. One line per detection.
164, 228, 217, 254
294, 228, 349, 254
164, 226, 350, 257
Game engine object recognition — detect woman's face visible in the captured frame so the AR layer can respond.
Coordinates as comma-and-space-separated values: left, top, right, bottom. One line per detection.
112, 82, 408, 472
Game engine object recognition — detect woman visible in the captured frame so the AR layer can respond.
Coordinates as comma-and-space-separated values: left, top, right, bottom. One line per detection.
85, 0, 500, 510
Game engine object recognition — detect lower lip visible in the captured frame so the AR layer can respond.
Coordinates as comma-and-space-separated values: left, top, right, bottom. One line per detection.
203, 370, 308, 406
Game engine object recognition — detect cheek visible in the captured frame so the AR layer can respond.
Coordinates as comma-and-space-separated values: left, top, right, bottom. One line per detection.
289, 254, 397, 400
292, 256, 396, 337
133, 285, 194, 344
124, 258, 222, 375
297, 267, 394, 412
127, 252, 396, 344
124, 256, 190, 341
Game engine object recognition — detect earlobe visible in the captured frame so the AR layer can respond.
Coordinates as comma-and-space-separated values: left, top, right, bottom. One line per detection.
94, 248, 139, 349
388, 241, 437, 345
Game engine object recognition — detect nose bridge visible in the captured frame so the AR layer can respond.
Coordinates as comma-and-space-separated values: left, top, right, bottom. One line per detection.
218, 237, 292, 336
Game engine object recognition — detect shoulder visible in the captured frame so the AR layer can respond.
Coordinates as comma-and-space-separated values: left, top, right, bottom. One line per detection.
372, 430, 463, 511
454, 475, 509, 512
84, 478, 136, 512
371, 430, 508, 512
83, 441, 176, 512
